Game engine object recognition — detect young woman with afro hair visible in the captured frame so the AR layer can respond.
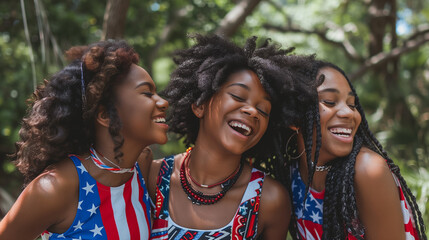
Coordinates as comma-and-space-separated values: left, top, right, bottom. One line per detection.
270, 58, 426, 240
0, 40, 169, 239
147, 34, 311, 240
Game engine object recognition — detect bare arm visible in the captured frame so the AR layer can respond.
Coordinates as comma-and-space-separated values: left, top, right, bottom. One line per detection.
258, 176, 291, 239
355, 147, 405, 240
0, 161, 78, 240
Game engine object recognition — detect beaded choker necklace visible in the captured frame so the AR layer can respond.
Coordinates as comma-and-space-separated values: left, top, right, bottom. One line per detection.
89, 147, 134, 174
180, 148, 243, 205
311, 161, 332, 172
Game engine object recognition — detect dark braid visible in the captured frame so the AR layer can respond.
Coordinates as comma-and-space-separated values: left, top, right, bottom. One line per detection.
107, 106, 124, 161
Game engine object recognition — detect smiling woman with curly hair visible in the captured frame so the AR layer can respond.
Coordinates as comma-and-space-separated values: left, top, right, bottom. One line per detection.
0, 40, 169, 240
147, 34, 314, 240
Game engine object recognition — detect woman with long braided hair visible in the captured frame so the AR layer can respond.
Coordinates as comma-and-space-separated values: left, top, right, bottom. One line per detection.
0, 40, 169, 239
275, 59, 426, 239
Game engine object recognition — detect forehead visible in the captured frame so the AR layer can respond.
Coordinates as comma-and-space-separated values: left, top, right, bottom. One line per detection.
223, 70, 267, 93
123, 64, 154, 86
317, 67, 352, 92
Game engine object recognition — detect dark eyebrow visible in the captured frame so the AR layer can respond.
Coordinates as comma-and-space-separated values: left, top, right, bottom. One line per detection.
227, 83, 271, 101
318, 88, 355, 97
227, 83, 250, 90
135, 82, 154, 91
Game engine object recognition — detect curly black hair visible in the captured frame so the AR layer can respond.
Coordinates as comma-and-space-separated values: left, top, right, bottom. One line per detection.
163, 34, 313, 171
13, 40, 139, 185
277, 59, 427, 240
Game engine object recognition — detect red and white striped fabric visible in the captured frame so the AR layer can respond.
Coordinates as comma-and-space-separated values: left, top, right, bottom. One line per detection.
41, 155, 151, 240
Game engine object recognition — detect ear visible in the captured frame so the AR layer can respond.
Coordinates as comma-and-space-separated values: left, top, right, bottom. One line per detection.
191, 103, 205, 118
96, 106, 110, 127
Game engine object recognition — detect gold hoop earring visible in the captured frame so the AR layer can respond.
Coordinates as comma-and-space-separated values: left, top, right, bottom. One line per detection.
286, 129, 305, 159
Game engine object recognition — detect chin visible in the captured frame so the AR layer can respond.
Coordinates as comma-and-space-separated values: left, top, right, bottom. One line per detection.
223, 143, 247, 155
156, 136, 168, 145
337, 149, 353, 158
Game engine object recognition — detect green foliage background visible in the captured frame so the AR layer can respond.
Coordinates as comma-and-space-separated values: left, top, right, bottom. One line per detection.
1, 0, 428, 235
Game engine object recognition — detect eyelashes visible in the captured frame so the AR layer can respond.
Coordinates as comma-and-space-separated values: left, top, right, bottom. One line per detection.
230, 93, 245, 102
322, 100, 335, 106
229, 93, 270, 117
321, 100, 356, 110
141, 92, 154, 97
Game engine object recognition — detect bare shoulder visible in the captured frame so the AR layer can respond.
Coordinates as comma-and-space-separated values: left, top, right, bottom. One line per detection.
0, 158, 79, 239
354, 150, 405, 239
261, 175, 290, 204
354, 147, 392, 187
258, 174, 291, 239
28, 158, 78, 201
259, 175, 290, 216
25, 158, 79, 215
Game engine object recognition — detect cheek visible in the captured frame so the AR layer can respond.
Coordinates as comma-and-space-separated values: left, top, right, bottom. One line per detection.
120, 100, 154, 122
355, 113, 362, 128
258, 119, 269, 136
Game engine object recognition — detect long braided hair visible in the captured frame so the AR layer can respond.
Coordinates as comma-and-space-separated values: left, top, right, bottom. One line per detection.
13, 40, 139, 185
278, 59, 427, 239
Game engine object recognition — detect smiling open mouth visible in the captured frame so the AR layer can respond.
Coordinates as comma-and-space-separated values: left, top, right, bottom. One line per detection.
228, 120, 252, 136
329, 127, 352, 137
153, 117, 166, 123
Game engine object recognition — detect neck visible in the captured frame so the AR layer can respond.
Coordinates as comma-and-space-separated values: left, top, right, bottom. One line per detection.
94, 127, 147, 169
188, 140, 242, 186
298, 155, 329, 192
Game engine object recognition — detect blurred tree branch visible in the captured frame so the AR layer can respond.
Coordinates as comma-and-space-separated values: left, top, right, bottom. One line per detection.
146, 5, 192, 74
350, 31, 429, 81
216, 0, 262, 38
263, 24, 364, 61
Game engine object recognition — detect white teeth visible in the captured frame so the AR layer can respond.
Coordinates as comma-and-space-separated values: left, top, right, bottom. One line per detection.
153, 117, 166, 123
228, 121, 252, 136
330, 128, 352, 136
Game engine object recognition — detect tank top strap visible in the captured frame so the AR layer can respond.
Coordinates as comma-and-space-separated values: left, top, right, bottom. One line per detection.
150, 155, 175, 240
240, 168, 265, 203
69, 154, 90, 177
231, 168, 265, 239
133, 160, 152, 228
155, 155, 175, 203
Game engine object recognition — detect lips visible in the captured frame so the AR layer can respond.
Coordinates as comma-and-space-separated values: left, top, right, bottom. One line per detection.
153, 117, 166, 123
228, 120, 253, 136
329, 127, 352, 137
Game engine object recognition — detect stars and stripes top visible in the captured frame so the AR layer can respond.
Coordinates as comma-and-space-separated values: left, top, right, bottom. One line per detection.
291, 162, 420, 240
41, 154, 151, 240
150, 155, 265, 240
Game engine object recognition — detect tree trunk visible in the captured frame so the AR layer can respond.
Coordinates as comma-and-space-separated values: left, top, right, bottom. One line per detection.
368, 0, 417, 134
101, 0, 130, 40
145, 6, 192, 75
215, 0, 262, 38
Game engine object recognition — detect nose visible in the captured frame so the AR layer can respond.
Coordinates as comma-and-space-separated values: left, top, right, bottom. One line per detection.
155, 95, 169, 111
337, 103, 354, 118
241, 105, 259, 120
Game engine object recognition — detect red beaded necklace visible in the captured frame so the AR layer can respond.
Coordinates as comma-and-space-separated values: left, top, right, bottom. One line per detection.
180, 147, 243, 205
